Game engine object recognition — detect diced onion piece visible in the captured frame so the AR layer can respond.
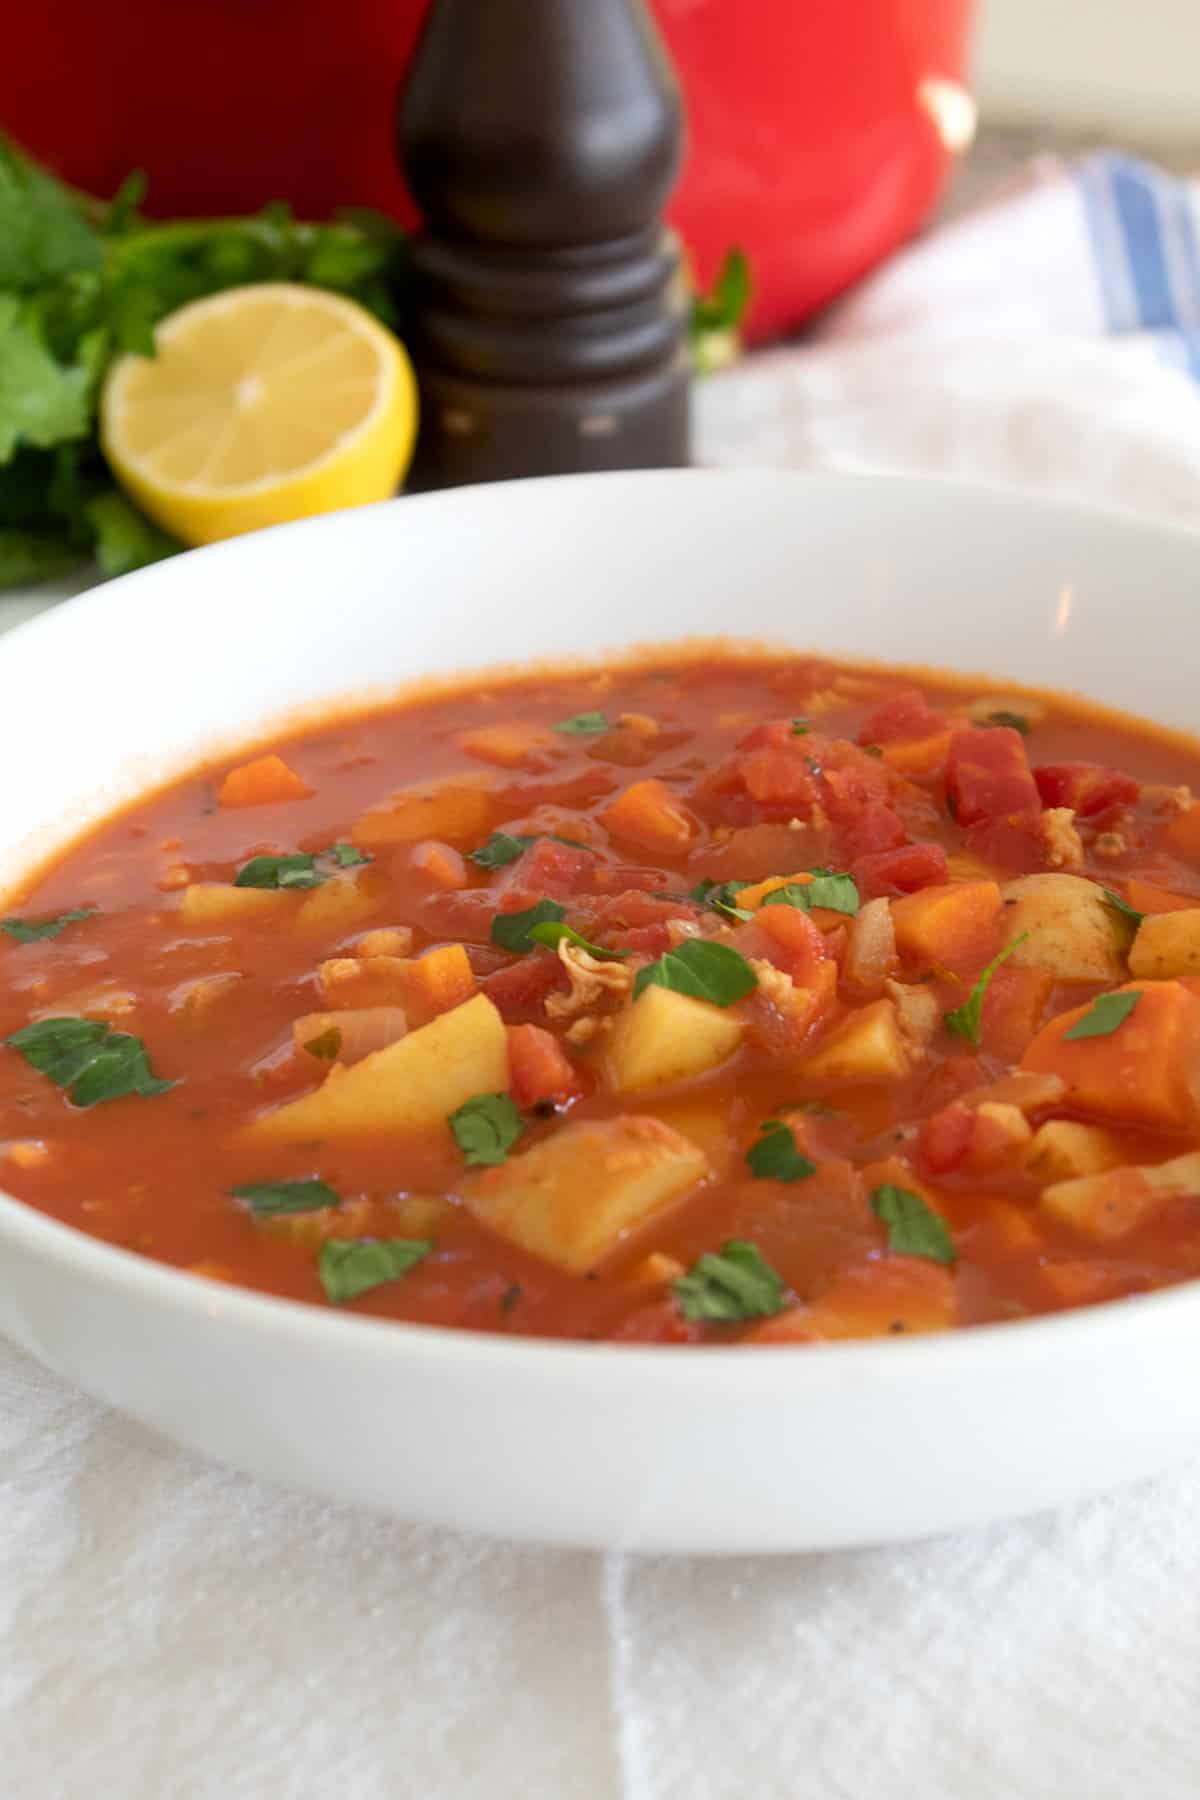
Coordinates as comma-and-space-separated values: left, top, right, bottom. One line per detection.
292, 1007, 409, 1065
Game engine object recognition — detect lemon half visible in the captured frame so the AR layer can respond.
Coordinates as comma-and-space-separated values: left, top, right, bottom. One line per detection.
100, 283, 418, 546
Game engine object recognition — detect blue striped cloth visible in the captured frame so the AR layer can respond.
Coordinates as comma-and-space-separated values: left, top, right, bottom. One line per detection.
1077, 154, 1200, 379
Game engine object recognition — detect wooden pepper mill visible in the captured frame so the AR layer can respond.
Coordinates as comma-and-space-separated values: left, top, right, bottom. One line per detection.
397, 0, 690, 488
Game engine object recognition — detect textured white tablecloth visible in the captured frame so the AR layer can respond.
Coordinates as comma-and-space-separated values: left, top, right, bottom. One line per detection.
5, 154, 1200, 1799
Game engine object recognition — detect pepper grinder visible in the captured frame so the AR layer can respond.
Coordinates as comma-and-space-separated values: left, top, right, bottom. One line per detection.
397, 0, 690, 489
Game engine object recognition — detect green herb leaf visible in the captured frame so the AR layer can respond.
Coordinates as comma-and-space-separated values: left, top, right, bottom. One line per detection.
0, 143, 102, 291
528, 920, 630, 961
468, 832, 538, 870
633, 938, 757, 1006
746, 1122, 817, 1183
791, 718, 812, 735
234, 852, 324, 890
689, 878, 753, 923
233, 1177, 340, 1217
500, 1283, 522, 1314
302, 1027, 343, 1060
761, 870, 860, 917
673, 1239, 786, 1323
467, 831, 588, 871
1103, 889, 1145, 928
1064, 990, 1142, 1041
0, 295, 91, 462
6, 1015, 173, 1106
1, 905, 94, 944
862, 744, 884, 759
449, 1092, 525, 1166
234, 843, 372, 888
871, 1184, 956, 1264
690, 248, 752, 373
943, 932, 1031, 1047
85, 489, 177, 576
980, 710, 1031, 735
318, 1237, 433, 1305
552, 711, 609, 736
491, 898, 566, 954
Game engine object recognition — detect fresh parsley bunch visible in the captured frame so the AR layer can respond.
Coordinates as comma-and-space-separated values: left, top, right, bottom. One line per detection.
0, 140, 409, 590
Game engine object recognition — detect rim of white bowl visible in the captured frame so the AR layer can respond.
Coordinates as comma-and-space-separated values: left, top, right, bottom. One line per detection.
2, 465, 1200, 1389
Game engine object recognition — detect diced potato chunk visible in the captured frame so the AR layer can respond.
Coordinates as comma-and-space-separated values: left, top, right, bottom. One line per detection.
354, 927, 414, 959
751, 1258, 957, 1342
1041, 1150, 1200, 1240
796, 999, 910, 1084
601, 985, 744, 1094
1128, 909, 1200, 979
891, 880, 1002, 973
1000, 874, 1129, 982
650, 1098, 738, 1177
958, 1070, 1066, 1114
461, 1115, 707, 1272
178, 883, 294, 927
243, 993, 507, 1143
1021, 980, 1200, 1131
352, 779, 496, 848
1025, 1120, 1129, 1185
295, 873, 378, 937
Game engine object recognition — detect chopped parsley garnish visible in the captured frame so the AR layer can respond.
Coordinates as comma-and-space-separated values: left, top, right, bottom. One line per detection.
491, 898, 566, 954
871, 1184, 956, 1264
500, 1283, 522, 1314
689, 879, 753, 923
318, 1238, 433, 1305
233, 1177, 340, 1217
761, 869, 860, 917
234, 844, 373, 890
449, 1092, 525, 1166
633, 939, 757, 1006
553, 711, 609, 736
1103, 889, 1145, 928
528, 920, 629, 961
746, 1121, 817, 1183
673, 1240, 788, 1323
862, 744, 884, 759
467, 831, 589, 870
1064, 990, 1142, 1041
6, 1016, 174, 1107
943, 932, 1031, 1047
302, 1026, 343, 1060
791, 718, 812, 735
980, 710, 1031, 735
1, 905, 95, 944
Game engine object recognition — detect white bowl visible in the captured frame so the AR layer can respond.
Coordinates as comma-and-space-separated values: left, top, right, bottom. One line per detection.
3, 469, 1200, 1554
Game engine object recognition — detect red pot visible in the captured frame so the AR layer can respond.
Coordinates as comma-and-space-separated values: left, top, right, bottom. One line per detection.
1, 0, 975, 343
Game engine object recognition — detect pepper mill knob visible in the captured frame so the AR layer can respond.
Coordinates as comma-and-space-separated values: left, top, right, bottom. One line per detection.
398, 0, 690, 488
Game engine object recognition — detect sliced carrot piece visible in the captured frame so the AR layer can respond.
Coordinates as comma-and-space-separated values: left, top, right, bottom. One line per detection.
218, 753, 311, 808
891, 879, 1003, 974
601, 778, 696, 853
1022, 979, 1200, 1132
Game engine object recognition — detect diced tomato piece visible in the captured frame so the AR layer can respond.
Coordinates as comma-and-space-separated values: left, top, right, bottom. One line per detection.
608, 1300, 703, 1343
590, 890, 697, 933
946, 727, 1039, 825
979, 964, 1053, 1062
859, 689, 947, 746
507, 1024, 583, 1110
962, 810, 1047, 877
852, 842, 948, 898
482, 952, 567, 1023
755, 901, 830, 986
584, 864, 669, 895
837, 802, 907, 862
736, 718, 804, 753
1033, 762, 1139, 817
606, 922, 673, 958
501, 836, 595, 900
921, 1102, 974, 1175
738, 747, 818, 809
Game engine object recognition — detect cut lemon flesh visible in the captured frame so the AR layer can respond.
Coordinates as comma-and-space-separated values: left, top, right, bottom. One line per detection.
100, 283, 418, 546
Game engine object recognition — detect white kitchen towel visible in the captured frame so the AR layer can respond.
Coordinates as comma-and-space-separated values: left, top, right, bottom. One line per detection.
5, 151, 1200, 1800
